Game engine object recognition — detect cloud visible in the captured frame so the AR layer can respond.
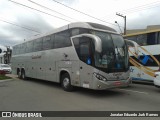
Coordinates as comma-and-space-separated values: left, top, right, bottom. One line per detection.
126, 7, 160, 29
0, 0, 160, 46
0, 15, 55, 45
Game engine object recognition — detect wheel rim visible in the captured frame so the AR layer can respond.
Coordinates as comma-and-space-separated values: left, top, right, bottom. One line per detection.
63, 78, 70, 88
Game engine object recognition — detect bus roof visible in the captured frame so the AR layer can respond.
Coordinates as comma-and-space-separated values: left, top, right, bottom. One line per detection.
13, 22, 118, 46
123, 28, 160, 37
37, 22, 118, 38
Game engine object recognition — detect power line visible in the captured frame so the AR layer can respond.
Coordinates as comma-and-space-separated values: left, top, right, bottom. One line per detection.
102, 1, 160, 20
8, 0, 71, 22
28, 0, 78, 21
0, 18, 41, 33
122, 4, 160, 14
50, 0, 121, 27
119, 1, 160, 14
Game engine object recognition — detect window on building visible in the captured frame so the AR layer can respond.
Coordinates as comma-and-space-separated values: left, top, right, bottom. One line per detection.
137, 34, 147, 45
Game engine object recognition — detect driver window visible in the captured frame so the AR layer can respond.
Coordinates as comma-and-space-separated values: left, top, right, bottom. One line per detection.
80, 44, 89, 56
73, 37, 93, 65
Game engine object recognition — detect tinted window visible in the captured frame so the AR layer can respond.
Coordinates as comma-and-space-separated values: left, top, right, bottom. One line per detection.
54, 31, 71, 48
71, 29, 79, 36
73, 37, 93, 64
16, 45, 20, 55
13, 45, 19, 55
147, 33, 156, 45
12, 46, 16, 55
43, 36, 53, 50
19, 43, 26, 54
87, 22, 116, 32
137, 34, 147, 45
34, 38, 43, 52
126, 34, 147, 46
80, 44, 89, 55
71, 28, 89, 36
26, 41, 34, 53
158, 32, 160, 44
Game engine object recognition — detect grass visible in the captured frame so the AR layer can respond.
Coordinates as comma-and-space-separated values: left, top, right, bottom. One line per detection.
0, 75, 11, 80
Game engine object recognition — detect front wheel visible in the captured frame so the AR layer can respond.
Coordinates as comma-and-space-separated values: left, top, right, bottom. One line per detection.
61, 73, 73, 92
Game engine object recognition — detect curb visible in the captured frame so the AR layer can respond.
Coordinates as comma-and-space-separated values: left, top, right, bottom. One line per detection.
0, 79, 13, 83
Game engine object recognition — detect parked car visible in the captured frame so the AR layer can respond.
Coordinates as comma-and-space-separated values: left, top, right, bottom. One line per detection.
0, 64, 12, 74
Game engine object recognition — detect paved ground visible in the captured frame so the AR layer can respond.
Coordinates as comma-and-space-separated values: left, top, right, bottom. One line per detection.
0, 76, 160, 120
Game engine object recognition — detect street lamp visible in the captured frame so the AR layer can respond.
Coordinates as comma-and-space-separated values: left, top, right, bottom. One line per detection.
115, 21, 123, 35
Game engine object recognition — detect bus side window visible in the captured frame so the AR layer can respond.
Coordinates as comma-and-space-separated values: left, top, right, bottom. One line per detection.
20, 43, 26, 54
34, 38, 43, 52
43, 36, 52, 50
26, 41, 34, 53
54, 31, 71, 48
15, 45, 20, 55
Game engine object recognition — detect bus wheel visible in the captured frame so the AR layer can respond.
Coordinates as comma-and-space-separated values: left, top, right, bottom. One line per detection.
18, 70, 21, 79
61, 73, 73, 92
21, 70, 26, 80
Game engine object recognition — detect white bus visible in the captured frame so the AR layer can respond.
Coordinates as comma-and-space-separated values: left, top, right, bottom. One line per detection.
124, 29, 160, 84
11, 22, 131, 91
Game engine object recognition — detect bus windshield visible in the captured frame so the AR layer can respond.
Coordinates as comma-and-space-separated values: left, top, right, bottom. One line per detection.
92, 31, 129, 72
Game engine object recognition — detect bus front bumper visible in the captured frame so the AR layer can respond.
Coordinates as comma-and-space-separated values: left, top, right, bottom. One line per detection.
92, 77, 132, 90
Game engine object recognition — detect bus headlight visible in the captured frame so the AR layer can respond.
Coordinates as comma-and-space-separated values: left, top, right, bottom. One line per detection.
93, 72, 107, 81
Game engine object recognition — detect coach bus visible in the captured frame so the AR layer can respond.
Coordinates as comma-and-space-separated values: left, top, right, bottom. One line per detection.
11, 22, 131, 91
124, 29, 160, 83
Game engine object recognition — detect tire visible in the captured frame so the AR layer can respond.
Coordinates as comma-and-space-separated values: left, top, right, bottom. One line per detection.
18, 70, 21, 79
61, 73, 73, 92
21, 70, 26, 80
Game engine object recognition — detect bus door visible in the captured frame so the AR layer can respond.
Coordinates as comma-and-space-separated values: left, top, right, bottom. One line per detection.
72, 36, 93, 88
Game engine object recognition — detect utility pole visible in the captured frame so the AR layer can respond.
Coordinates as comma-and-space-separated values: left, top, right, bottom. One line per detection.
116, 13, 126, 35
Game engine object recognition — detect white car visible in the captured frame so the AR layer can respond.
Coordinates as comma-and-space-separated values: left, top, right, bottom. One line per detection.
0, 64, 12, 74
154, 72, 160, 88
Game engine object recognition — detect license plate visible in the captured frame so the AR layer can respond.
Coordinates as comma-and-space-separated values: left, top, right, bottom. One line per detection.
114, 81, 122, 85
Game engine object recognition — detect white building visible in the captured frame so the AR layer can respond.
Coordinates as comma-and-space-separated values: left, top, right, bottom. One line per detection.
0, 44, 8, 64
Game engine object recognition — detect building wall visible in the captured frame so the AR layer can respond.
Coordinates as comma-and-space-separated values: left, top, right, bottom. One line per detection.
126, 25, 160, 34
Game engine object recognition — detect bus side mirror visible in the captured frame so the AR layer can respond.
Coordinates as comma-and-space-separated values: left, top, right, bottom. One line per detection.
125, 39, 139, 55
83, 34, 102, 53
72, 34, 102, 53
92, 35, 102, 53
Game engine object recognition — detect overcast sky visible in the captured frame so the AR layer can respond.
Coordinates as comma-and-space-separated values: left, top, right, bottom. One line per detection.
1, 0, 160, 47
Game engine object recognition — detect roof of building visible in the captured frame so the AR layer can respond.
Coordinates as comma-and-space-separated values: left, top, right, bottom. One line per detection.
124, 25, 160, 37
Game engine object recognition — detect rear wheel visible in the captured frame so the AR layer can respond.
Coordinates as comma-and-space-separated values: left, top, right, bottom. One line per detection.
18, 70, 21, 79
61, 73, 73, 92
21, 70, 26, 80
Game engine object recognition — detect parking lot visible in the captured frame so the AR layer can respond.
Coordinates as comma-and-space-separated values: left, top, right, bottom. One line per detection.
0, 76, 160, 112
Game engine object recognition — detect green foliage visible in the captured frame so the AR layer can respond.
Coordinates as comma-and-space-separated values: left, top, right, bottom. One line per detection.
0, 75, 11, 80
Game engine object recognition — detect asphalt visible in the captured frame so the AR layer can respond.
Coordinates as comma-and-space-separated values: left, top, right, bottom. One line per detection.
1, 74, 160, 120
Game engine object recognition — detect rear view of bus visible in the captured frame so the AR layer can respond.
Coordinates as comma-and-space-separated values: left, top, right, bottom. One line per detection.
11, 22, 131, 91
